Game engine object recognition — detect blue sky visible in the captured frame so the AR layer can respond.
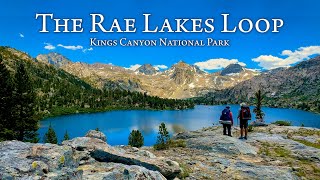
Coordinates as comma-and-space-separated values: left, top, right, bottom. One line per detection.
0, 0, 320, 71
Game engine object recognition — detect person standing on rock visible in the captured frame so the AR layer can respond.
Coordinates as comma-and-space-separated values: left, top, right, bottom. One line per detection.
238, 103, 252, 140
219, 106, 233, 137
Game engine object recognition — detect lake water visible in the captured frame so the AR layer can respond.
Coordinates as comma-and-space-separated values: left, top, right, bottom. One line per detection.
39, 105, 320, 146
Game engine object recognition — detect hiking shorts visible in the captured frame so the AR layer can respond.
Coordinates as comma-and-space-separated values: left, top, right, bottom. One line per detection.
240, 119, 248, 129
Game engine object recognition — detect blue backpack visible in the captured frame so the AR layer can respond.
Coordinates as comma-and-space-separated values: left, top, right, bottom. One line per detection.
220, 108, 231, 121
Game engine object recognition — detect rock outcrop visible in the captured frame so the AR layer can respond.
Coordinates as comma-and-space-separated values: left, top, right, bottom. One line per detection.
1, 125, 320, 179
0, 141, 81, 179
149, 125, 320, 179
0, 130, 178, 180
85, 130, 107, 142
62, 137, 180, 179
36, 52, 71, 68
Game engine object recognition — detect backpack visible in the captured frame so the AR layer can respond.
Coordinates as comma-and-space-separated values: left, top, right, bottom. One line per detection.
220, 108, 231, 121
241, 107, 251, 120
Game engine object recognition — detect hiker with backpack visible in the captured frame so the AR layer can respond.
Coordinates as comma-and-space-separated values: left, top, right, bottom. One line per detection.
219, 106, 233, 137
238, 103, 252, 140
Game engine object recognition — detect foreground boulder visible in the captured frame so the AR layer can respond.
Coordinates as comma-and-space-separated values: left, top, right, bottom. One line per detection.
0, 141, 82, 179
85, 130, 107, 142
2, 126, 319, 179
0, 130, 179, 180
62, 135, 181, 179
79, 162, 166, 179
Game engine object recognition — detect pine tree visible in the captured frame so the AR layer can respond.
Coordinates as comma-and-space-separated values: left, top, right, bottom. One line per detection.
253, 89, 265, 120
154, 122, 171, 150
128, 130, 144, 148
44, 123, 58, 144
63, 130, 70, 141
0, 54, 15, 140
13, 63, 39, 142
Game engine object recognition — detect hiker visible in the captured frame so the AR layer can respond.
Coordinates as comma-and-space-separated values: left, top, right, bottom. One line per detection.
238, 103, 252, 140
219, 106, 233, 137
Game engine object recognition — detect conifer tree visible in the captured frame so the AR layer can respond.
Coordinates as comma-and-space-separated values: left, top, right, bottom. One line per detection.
128, 130, 144, 148
63, 130, 70, 141
13, 63, 39, 142
0, 54, 15, 140
44, 123, 58, 144
253, 89, 265, 120
154, 122, 171, 150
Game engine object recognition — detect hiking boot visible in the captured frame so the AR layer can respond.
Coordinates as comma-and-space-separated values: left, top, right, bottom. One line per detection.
244, 136, 247, 140
238, 136, 243, 139
228, 135, 232, 137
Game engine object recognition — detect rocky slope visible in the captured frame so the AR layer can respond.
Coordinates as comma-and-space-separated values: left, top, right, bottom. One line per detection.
196, 56, 320, 113
0, 47, 95, 116
1, 47, 193, 118
36, 53, 259, 99
1, 126, 319, 179
36, 52, 71, 68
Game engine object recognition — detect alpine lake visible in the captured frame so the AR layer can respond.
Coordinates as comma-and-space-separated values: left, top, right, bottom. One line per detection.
39, 105, 320, 146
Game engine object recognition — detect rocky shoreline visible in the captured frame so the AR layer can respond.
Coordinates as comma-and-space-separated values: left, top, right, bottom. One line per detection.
1, 125, 320, 179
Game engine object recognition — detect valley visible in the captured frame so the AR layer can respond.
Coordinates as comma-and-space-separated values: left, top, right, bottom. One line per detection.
3, 46, 319, 116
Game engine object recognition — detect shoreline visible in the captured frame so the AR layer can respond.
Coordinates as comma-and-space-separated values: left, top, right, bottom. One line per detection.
40, 105, 195, 121
41, 104, 320, 121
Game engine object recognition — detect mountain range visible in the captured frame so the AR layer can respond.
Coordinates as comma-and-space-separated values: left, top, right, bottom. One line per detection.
195, 56, 320, 113
36, 52, 259, 99
0, 47, 193, 118
3, 47, 319, 113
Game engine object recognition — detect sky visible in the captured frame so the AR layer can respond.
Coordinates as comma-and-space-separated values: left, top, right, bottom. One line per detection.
0, 0, 320, 71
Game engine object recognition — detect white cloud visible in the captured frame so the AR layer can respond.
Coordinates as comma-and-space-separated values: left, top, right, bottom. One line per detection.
252, 46, 320, 69
57, 44, 83, 50
19, 33, 24, 38
44, 43, 55, 50
194, 58, 246, 70
125, 64, 141, 71
153, 65, 168, 70
83, 47, 93, 53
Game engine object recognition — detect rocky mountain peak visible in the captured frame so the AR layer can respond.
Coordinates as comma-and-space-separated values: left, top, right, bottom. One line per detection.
171, 61, 191, 68
135, 64, 159, 75
168, 61, 205, 85
36, 52, 71, 68
220, 63, 245, 76
170, 61, 203, 73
